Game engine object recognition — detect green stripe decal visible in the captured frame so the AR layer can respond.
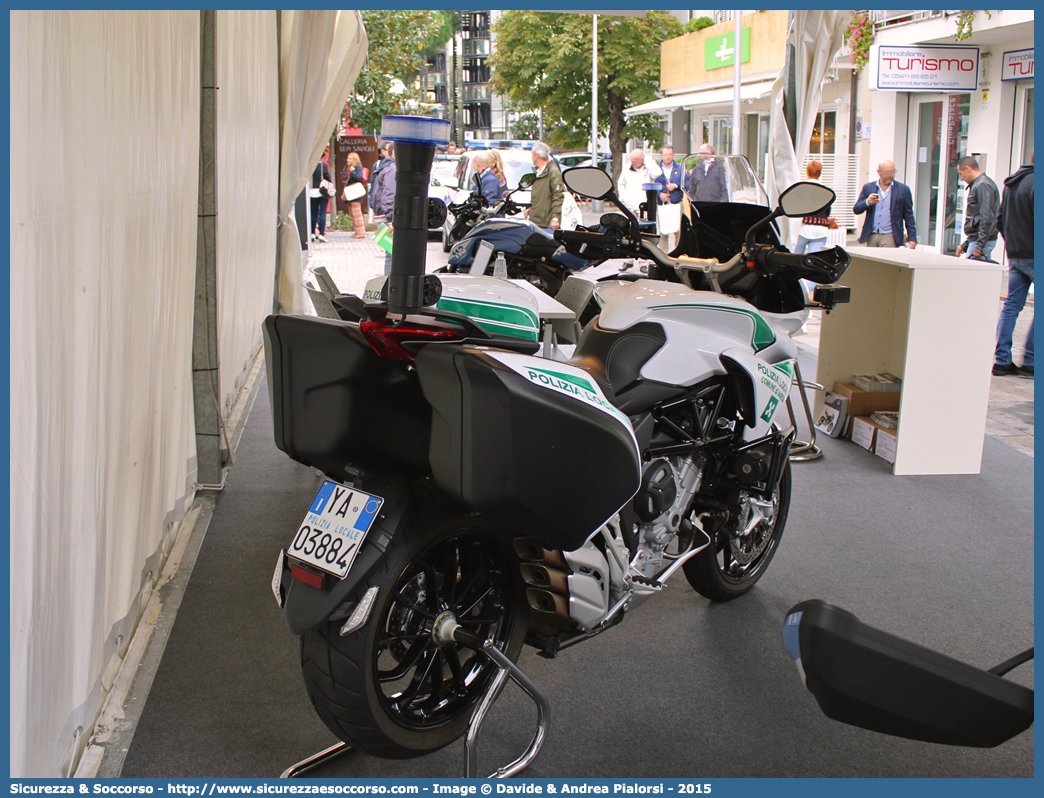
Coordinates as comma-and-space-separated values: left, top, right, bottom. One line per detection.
526, 367, 597, 395
651, 304, 776, 351
436, 297, 540, 341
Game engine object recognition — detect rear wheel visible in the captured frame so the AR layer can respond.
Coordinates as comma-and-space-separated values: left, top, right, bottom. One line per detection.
683, 463, 791, 601
300, 505, 526, 759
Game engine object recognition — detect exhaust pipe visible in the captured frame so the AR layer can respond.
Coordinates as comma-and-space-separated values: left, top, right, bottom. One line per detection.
520, 563, 570, 595
513, 540, 567, 570
526, 588, 570, 620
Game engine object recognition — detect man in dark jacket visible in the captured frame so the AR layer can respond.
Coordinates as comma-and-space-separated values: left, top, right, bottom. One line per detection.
992, 157, 1034, 376
687, 144, 728, 203
369, 141, 396, 274
853, 160, 918, 247
956, 156, 1000, 260
526, 141, 564, 230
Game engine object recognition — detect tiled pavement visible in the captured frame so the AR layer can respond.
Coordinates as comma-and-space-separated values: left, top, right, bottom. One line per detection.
303, 219, 1033, 459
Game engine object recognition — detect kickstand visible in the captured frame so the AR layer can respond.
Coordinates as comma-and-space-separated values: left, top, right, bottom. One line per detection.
281, 741, 353, 778
455, 629, 551, 778
280, 624, 551, 779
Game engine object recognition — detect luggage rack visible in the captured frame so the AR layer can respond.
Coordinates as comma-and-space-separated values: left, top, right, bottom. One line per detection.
281, 625, 551, 779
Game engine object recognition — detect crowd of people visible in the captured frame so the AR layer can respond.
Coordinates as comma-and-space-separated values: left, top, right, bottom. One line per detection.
308, 135, 1033, 378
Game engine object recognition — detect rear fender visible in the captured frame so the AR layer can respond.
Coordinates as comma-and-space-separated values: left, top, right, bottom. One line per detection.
279, 473, 411, 636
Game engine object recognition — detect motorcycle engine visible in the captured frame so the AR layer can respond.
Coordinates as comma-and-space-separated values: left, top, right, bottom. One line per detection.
630, 455, 704, 579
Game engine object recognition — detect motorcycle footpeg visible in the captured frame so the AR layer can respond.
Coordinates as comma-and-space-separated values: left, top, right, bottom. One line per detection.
630, 573, 663, 590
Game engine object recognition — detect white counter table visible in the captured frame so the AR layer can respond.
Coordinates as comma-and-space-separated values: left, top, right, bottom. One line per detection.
816, 245, 1004, 475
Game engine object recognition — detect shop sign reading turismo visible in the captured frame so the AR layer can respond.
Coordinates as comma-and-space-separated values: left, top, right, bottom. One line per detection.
875, 45, 979, 91
1001, 48, 1034, 81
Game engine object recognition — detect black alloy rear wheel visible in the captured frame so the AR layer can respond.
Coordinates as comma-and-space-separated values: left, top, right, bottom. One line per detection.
300, 507, 527, 759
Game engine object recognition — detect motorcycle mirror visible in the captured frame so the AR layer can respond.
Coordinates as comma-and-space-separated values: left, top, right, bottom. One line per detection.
562, 166, 615, 200
783, 600, 1034, 748
778, 181, 835, 217
517, 172, 536, 189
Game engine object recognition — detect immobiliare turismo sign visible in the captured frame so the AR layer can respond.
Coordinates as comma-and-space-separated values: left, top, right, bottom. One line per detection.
875, 45, 979, 91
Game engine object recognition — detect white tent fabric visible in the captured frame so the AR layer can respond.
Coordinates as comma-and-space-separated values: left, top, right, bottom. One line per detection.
8, 7, 355, 776
10, 10, 202, 776
215, 12, 281, 413
765, 11, 852, 246
275, 10, 367, 315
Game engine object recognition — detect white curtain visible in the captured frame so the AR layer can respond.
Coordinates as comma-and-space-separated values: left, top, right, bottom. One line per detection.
215, 11, 281, 413
766, 11, 852, 246
9, 10, 202, 776
275, 10, 367, 315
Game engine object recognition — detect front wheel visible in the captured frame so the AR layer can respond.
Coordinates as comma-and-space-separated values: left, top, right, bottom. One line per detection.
683, 463, 791, 601
300, 503, 527, 759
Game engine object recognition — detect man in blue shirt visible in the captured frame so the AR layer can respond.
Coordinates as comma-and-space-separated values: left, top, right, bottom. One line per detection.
853, 160, 918, 248
656, 146, 687, 252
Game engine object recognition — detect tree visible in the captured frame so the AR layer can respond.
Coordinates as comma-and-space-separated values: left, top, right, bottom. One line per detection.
509, 112, 540, 140
489, 11, 683, 178
347, 10, 448, 134
684, 17, 714, 33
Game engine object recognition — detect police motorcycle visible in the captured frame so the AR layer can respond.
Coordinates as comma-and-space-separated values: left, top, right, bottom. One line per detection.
441, 174, 532, 253
263, 116, 833, 775
438, 176, 600, 297
783, 600, 1033, 747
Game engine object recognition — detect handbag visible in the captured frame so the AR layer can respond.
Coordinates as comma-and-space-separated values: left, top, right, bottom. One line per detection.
657, 201, 682, 236
342, 182, 366, 202
319, 179, 336, 199
308, 187, 322, 198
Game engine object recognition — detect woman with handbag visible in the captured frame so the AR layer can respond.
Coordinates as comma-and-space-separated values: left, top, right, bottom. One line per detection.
795, 161, 836, 254
343, 152, 368, 239
309, 159, 334, 243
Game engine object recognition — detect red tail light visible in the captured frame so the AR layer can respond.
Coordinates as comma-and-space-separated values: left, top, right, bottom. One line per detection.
360, 318, 464, 362
291, 564, 323, 589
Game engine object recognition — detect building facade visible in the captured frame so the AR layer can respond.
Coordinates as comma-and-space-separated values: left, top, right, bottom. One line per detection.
860, 9, 1033, 257
638, 10, 858, 228
423, 10, 494, 143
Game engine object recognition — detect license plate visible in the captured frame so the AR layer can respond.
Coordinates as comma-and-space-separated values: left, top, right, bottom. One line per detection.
288, 481, 384, 579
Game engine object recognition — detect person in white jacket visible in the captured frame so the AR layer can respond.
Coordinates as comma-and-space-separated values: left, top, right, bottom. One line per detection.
617, 149, 657, 215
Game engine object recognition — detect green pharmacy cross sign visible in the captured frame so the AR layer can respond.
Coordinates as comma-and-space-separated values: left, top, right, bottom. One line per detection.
705, 27, 751, 70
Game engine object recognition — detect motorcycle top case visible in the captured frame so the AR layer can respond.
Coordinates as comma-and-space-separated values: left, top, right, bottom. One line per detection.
262, 314, 431, 476
415, 345, 642, 552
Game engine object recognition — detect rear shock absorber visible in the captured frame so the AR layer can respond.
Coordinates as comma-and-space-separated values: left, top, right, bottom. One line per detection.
379, 115, 450, 315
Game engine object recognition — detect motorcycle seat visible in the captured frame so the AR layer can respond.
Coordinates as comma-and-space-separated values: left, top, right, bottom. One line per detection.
568, 320, 668, 401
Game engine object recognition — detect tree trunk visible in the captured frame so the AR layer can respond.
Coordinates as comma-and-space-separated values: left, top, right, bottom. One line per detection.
607, 84, 627, 181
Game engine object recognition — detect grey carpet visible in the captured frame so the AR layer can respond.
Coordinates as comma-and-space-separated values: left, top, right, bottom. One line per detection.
119, 369, 1034, 779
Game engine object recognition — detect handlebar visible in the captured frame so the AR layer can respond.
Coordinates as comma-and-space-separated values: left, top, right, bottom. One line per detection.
554, 229, 615, 247
637, 240, 743, 275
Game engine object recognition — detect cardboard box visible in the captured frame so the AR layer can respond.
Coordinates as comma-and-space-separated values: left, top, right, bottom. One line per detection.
832, 382, 901, 418
851, 415, 896, 454
850, 416, 878, 450
875, 428, 898, 464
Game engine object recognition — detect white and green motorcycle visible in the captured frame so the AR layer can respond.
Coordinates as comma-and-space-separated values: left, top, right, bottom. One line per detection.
265, 120, 849, 770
